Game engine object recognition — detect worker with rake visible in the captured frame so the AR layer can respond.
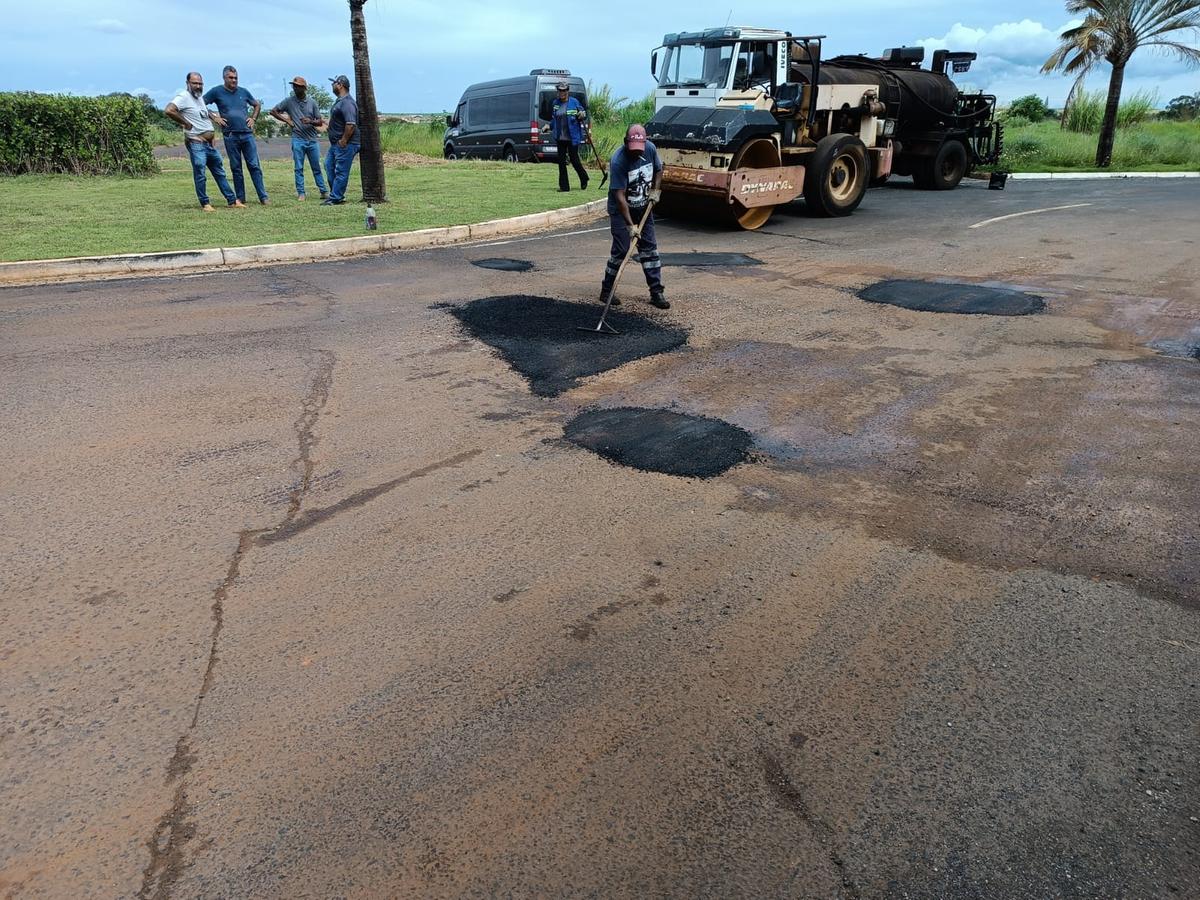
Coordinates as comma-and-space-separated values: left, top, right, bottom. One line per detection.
601, 124, 668, 309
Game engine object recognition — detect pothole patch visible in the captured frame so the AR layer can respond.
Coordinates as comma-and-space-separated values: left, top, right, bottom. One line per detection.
1150, 339, 1200, 361
657, 252, 763, 268
448, 296, 687, 397
563, 406, 752, 478
470, 258, 535, 272
859, 279, 1046, 316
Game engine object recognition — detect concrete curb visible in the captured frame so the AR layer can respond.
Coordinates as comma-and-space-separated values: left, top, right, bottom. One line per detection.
1009, 171, 1200, 181
0, 199, 608, 288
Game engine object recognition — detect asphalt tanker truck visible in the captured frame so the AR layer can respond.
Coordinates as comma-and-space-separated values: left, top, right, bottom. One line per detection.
645, 27, 1003, 229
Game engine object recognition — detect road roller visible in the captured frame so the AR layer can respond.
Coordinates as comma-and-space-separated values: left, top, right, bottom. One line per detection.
646, 28, 1003, 229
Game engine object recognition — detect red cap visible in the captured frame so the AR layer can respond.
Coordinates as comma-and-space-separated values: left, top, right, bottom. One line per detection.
625, 124, 647, 150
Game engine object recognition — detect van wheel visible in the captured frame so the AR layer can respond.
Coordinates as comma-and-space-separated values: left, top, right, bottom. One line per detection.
444, 144, 458, 160
502, 144, 518, 163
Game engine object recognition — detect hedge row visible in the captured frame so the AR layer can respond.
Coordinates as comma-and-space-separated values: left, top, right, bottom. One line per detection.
0, 93, 157, 176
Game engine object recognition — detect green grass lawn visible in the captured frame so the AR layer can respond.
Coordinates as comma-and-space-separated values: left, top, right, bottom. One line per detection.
0, 157, 600, 262
996, 119, 1200, 172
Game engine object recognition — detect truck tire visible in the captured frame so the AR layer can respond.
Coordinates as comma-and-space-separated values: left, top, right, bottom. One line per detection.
444, 143, 459, 160
804, 134, 869, 217
925, 140, 968, 190
502, 143, 518, 163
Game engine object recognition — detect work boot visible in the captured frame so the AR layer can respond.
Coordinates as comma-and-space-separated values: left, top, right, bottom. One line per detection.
649, 288, 670, 309
599, 286, 620, 306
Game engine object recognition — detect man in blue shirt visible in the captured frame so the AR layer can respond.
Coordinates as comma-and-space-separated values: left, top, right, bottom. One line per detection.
543, 81, 588, 192
321, 75, 360, 206
204, 66, 269, 205
602, 124, 668, 309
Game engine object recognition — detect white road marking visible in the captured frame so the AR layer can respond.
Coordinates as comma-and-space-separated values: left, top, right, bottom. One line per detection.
969, 203, 1093, 229
469, 226, 609, 248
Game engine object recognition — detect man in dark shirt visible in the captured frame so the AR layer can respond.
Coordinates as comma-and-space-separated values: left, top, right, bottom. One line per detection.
270, 76, 328, 201
602, 124, 668, 309
204, 66, 269, 205
321, 75, 360, 206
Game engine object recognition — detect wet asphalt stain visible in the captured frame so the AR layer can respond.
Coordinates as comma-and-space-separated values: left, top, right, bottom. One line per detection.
471, 257, 535, 272
563, 406, 753, 478
859, 279, 1046, 316
1149, 339, 1200, 361
656, 252, 763, 267
448, 296, 687, 397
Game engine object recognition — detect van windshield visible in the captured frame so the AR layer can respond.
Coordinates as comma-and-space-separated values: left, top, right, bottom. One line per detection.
658, 42, 735, 88
538, 91, 587, 121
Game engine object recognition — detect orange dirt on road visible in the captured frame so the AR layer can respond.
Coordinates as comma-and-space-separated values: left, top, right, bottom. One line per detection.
2, 178, 1197, 898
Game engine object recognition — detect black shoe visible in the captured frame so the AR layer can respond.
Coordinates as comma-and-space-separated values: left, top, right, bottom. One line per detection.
649, 290, 670, 309
321, 198, 345, 205
558, 187, 570, 193
599, 288, 620, 306
581, 176, 589, 190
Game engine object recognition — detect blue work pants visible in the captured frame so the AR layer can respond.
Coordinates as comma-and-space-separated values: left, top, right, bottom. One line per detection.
324, 142, 361, 202
185, 140, 235, 207
291, 137, 328, 197
223, 132, 268, 203
602, 209, 662, 295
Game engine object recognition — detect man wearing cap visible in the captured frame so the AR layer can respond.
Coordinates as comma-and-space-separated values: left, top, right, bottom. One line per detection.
543, 81, 588, 192
270, 77, 328, 201
203, 65, 269, 205
321, 75, 360, 206
602, 124, 668, 309
165, 71, 239, 211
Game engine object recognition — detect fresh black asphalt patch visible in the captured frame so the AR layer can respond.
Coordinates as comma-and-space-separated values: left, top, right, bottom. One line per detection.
859, 279, 1046, 316
563, 407, 753, 478
471, 258, 535, 272
448, 296, 687, 397
656, 252, 763, 267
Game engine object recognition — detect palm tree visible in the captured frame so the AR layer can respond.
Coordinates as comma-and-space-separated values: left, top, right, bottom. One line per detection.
1043, 0, 1200, 166
349, 0, 386, 202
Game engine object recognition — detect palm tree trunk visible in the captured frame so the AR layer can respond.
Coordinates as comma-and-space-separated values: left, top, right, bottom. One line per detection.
1095, 60, 1126, 168
349, 0, 386, 202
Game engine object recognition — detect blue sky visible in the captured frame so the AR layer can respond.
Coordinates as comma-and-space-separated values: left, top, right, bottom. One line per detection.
4, 1, 1197, 111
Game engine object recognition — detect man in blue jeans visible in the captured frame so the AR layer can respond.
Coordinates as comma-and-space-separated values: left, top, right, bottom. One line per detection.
204, 66, 269, 205
269, 76, 328, 201
165, 72, 238, 211
321, 75, 360, 206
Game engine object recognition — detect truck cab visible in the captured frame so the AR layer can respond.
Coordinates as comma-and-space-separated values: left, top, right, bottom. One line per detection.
651, 27, 790, 110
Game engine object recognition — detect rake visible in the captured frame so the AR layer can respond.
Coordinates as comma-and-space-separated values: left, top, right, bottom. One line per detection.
578, 199, 657, 336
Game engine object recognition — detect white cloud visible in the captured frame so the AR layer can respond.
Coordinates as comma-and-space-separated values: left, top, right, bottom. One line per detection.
92, 18, 130, 34
918, 19, 1067, 68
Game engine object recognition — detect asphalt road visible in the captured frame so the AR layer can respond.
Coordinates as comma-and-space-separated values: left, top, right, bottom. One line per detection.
2, 178, 1198, 899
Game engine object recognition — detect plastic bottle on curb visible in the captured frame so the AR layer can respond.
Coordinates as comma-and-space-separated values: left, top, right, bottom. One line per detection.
365, 205, 377, 230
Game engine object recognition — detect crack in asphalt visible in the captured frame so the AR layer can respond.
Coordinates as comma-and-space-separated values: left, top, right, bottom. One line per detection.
138, 349, 336, 900
256, 449, 483, 546
762, 749, 863, 899
285, 350, 336, 522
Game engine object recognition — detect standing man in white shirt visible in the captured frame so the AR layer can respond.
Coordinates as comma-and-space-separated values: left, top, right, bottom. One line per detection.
164, 72, 240, 211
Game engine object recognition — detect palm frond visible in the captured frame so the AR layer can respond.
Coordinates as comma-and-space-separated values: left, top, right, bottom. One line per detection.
1142, 39, 1200, 64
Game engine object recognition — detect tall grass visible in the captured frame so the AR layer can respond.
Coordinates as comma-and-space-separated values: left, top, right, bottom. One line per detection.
378, 118, 447, 158
1065, 89, 1158, 132
999, 119, 1200, 171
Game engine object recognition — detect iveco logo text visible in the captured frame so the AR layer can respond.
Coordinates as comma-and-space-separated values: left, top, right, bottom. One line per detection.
740, 180, 793, 194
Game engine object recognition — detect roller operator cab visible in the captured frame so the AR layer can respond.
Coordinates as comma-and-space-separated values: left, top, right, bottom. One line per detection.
647, 28, 1002, 229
